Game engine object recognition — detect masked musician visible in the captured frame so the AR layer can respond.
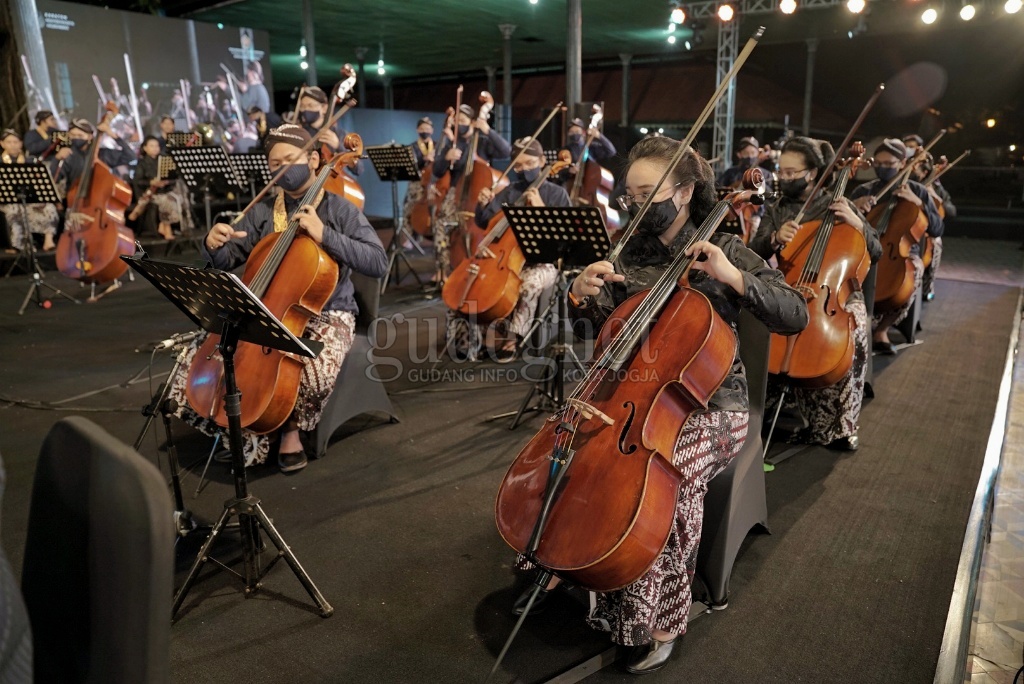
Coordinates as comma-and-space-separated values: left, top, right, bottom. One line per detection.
564, 116, 617, 166
903, 134, 955, 302
296, 86, 363, 176
850, 138, 943, 355
748, 137, 881, 451
167, 124, 387, 472
446, 137, 566, 362
718, 136, 774, 236
23, 111, 59, 159
401, 117, 435, 240
512, 137, 806, 674
248, 106, 282, 151
0, 130, 58, 252
239, 62, 271, 115
428, 103, 512, 278
130, 135, 191, 241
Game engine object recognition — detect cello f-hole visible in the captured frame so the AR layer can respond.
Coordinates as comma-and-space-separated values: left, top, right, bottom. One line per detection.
618, 401, 638, 455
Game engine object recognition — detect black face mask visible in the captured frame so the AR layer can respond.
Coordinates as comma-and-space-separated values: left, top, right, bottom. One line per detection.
509, 167, 541, 188
629, 195, 681, 236
70, 139, 89, 152
300, 110, 320, 125
457, 124, 470, 137
418, 131, 431, 140
736, 156, 756, 169
46, 126, 58, 134
277, 162, 311, 192
778, 177, 808, 200
875, 167, 899, 183
568, 134, 584, 146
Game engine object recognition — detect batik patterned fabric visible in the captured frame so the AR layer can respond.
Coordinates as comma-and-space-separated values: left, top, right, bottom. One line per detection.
922, 237, 942, 298
167, 310, 355, 466
149, 181, 192, 228
445, 263, 557, 361
433, 188, 459, 279
584, 410, 749, 646
2, 203, 58, 248
790, 297, 868, 445
402, 181, 426, 228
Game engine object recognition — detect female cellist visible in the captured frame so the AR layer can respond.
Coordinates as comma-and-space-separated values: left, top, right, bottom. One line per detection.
904, 142, 958, 302
168, 124, 387, 473
850, 138, 943, 355
428, 99, 511, 279
445, 137, 569, 362
748, 137, 881, 450
402, 116, 436, 243
511, 137, 807, 674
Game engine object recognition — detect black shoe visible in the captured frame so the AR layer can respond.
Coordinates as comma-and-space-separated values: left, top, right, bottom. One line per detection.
278, 449, 308, 473
926, 292, 935, 301
511, 585, 549, 616
625, 637, 678, 675
872, 340, 897, 356
831, 434, 859, 451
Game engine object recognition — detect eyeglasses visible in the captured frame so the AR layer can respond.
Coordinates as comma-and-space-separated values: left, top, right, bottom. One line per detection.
617, 182, 682, 211
777, 167, 809, 181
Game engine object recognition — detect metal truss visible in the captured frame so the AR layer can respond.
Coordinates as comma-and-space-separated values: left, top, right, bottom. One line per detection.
711, 18, 739, 172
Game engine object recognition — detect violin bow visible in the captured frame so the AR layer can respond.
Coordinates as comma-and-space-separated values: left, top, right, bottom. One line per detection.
607, 25, 766, 265
791, 82, 884, 225
230, 97, 358, 226
448, 85, 464, 171
927, 149, 971, 185
489, 101, 565, 189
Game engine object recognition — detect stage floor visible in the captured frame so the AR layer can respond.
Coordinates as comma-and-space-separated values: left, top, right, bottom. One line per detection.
0, 236, 1020, 683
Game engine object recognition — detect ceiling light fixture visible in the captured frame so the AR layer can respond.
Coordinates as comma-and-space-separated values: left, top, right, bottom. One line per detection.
718, 3, 735, 21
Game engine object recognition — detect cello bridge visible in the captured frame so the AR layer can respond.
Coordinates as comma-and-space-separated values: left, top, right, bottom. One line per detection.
565, 398, 615, 426
796, 285, 817, 302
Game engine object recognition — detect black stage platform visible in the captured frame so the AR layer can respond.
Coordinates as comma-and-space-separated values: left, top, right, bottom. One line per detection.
0, 237, 1019, 683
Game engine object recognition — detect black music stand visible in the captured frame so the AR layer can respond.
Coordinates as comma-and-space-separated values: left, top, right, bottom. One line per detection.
228, 152, 272, 199
122, 254, 334, 620
364, 143, 425, 294
165, 131, 194, 148
0, 163, 80, 314
168, 146, 240, 256
498, 205, 609, 429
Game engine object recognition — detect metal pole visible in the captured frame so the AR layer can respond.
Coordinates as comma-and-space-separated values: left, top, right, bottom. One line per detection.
355, 47, 367, 104
802, 38, 818, 136
619, 53, 632, 127
301, 0, 318, 87
499, 24, 516, 105
382, 76, 393, 110
485, 66, 497, 98
566, 0, 582, 108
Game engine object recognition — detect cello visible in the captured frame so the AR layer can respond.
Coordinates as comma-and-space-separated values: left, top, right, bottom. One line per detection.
920, 149, 969, 268
447, 91, 507, 271
409, 105, 455, 237
769, 143, 871, 388
185, 135, 363, 433
442, 154, 571, 324
567, 105, 621, 236
494, 168, 766, 590
56, 102, 135, 287
319, 66, 365, 211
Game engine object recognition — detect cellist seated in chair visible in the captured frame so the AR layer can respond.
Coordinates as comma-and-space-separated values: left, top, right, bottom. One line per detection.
510, 137, 808, 675
168, 124, 387, 473
446, 137, 568, 363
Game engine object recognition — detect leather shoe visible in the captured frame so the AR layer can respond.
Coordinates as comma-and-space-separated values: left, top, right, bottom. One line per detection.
278, 449, 308, 473
625, 637, 678, 674
872, 340, 897, 356
511, 585, 549, 617
831, 434, 859, 451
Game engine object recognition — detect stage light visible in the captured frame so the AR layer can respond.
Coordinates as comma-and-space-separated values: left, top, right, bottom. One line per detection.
986, 118, 996, 128
217, 22, 224, 29
658, 128, 665, 134
960, 3, 975, 19
300, 60, 308, 70
921, 7, 937, 22
640, 127, 649, 134
1011, 144, 1018, 152
299, 45, 307, 58
780, 0, 797, 13
1007, 0, 1022, 13
668, 35, 677, 44
718, 3, 735, 21
530, 0, 539, 4
377, 66, 386, 75
847, 0, 866, 11
671, 7, 686, 23
685, 39, 692, 49
668, 22, 677, 31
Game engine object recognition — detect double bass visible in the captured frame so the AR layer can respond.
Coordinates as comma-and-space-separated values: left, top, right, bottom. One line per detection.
56, 102, 135, 286
567, 105, 621, 236
494, 169, 766, 591
185, 135, 363, 433
769, 143, 871, 388
441, 154, 571, 324
447, 91, 507, 271
320, 66, 365, 211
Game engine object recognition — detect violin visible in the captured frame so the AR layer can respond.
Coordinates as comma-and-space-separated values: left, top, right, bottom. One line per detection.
185, 137, 363, 433
768, 143, 871, 388
320, 66, 365, 210
56, 101, 135, 285
442, 155, 571, 323
494, 169, 767, 591
567, 104, 621, 236
447, 91, 507, 271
